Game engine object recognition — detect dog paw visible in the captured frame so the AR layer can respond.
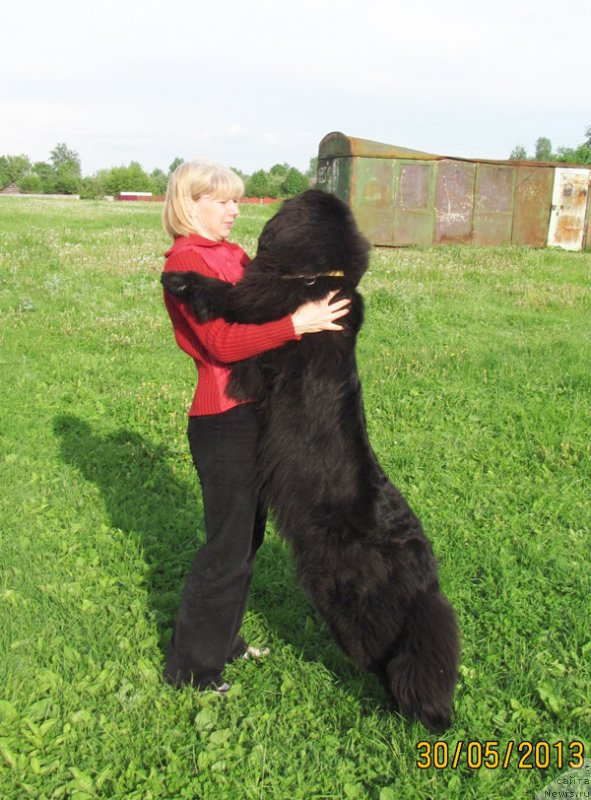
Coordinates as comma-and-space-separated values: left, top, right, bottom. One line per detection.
161, 272, 189, 296
187, 297, 216, 321
161, 273, 218, 321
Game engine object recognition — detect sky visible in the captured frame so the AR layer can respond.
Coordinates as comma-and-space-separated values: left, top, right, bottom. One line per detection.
2, 0, 590, 177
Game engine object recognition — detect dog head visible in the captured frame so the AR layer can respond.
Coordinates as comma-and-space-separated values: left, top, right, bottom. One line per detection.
252, 190, 370, 289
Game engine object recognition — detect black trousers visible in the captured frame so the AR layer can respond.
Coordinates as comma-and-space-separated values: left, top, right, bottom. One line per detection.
164, 404, 267, 688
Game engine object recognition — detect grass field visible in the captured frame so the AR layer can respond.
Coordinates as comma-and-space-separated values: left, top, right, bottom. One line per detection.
0, 196, 590, 800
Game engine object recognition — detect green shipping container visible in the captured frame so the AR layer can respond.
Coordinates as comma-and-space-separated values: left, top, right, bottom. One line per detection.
316, 132, 590, 250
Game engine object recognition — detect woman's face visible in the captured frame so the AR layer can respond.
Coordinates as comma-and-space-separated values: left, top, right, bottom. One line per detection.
188, 194, 240, 241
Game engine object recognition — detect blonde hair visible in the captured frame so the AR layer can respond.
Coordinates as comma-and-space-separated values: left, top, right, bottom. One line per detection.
162, 160, 244, 238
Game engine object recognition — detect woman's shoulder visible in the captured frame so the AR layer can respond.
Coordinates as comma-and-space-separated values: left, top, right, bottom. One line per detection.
164, 236, 248, 280
164, 243, 209, 275
165, 233, 215, 257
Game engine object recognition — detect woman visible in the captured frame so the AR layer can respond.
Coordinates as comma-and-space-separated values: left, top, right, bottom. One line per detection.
161, 160, 350, 692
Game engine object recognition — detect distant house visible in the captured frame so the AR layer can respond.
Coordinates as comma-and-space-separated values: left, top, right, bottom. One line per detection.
0, 182, 22, 195
116, 192, 165, 202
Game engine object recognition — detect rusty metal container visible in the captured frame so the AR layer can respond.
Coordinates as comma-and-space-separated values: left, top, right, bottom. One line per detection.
317, 132, 590, 250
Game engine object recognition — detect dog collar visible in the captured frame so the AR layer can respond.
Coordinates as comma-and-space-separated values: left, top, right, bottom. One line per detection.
281, 270, 345, 280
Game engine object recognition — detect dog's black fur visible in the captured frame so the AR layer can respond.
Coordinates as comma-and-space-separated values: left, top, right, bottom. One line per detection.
161, 189, 460, 731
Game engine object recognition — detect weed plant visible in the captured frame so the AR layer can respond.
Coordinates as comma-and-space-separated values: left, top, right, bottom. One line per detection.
0, 197, 590, 799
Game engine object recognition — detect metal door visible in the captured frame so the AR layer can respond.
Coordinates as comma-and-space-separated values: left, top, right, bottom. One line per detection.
473, 164, 515, 246
547, 168, 590, 251
392, 161, 436, 246
434, 160, 476, 244
351, 157, 396, 245
511, 166, 554, 247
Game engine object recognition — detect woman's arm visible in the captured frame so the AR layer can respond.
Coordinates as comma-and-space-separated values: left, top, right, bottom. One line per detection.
163, 248, 350, 363
163, 249, 299, 364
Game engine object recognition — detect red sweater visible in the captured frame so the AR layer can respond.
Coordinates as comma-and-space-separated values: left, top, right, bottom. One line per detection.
163, 234, 298, 416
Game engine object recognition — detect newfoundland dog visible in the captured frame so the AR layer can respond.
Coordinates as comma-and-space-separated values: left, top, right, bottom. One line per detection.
161, 189, 460, 731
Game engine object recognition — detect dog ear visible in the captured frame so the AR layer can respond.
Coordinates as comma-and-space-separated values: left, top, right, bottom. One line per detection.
257, 224, 276, 254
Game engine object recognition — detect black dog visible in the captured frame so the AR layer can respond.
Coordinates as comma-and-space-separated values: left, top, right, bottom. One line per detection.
161, 189, 460, 731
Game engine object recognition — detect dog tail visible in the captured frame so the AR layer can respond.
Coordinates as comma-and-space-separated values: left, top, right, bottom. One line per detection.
384, 588, 460, 732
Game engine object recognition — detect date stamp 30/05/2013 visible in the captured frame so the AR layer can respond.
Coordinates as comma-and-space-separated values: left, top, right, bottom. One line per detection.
416, 740, 586, 771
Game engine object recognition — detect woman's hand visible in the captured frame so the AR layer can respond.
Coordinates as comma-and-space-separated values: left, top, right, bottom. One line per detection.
291, 290, 351, 335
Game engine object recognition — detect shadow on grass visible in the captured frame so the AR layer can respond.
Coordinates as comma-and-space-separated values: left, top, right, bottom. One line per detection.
52, 414, 203, 639
53, 414, 383, 704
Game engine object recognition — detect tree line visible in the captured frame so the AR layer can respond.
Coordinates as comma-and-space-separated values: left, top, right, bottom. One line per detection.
4, 126, 589, 200
0, 144, 318, 199
509, 126, 591, 164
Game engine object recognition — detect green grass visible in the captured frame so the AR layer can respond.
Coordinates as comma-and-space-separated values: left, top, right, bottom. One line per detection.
1, 196, 590, 799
